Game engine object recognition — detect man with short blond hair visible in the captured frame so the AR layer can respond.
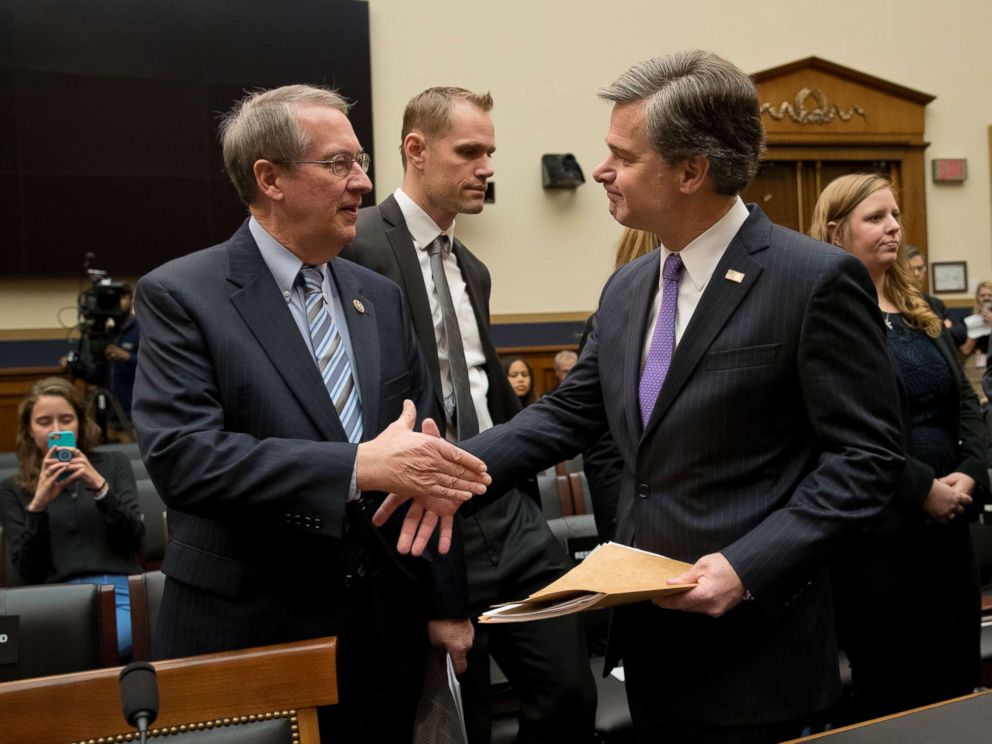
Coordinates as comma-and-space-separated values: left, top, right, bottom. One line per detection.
343, 86, 595, 744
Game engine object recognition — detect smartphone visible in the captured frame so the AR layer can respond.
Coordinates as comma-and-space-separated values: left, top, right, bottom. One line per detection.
47, 431, 76, 481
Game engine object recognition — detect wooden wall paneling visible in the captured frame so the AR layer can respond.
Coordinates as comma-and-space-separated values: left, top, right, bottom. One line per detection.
0, 367, 64, 452
752, 57, 933, 265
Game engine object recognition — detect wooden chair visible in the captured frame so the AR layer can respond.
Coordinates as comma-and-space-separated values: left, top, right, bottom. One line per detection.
537, 473, 574, 519
128, 570, 166, 661
0, 636, 338, 744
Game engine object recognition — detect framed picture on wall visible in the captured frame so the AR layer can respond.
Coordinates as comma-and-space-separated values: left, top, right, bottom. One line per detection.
932, 261, 969, 293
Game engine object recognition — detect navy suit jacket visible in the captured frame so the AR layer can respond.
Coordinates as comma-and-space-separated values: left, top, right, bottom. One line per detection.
133, 220, 454, 656
462, 205, 907, 724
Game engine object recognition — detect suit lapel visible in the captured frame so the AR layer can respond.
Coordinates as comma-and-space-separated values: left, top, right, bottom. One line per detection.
642, 210, 769, 438
379, 197, 445, 414
226, 223, 346, 442
330, 260, 381, 436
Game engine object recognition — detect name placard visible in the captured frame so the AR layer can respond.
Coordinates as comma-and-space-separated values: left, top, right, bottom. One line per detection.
0, 615, 19, 664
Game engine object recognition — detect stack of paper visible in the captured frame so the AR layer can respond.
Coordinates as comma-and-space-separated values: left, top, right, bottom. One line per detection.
480, 542, 695, 623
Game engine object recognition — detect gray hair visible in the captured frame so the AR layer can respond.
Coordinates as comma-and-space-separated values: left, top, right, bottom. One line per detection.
220, 85, 350, 205
597, 50, 764, 195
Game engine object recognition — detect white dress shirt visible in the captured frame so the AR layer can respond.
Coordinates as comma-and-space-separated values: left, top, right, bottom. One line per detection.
641, 197, 750, 371
393, 188, 494, 438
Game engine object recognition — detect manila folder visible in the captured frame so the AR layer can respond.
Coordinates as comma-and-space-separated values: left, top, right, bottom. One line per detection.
480, 542, 695, 623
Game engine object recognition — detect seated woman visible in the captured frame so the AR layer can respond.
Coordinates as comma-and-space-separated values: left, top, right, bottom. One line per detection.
502, 356, 535, 407
810, 173, 987, 722
0, 377, 144, 657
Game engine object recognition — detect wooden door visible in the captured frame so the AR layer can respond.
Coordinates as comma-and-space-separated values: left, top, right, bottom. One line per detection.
743, 159, 899, 236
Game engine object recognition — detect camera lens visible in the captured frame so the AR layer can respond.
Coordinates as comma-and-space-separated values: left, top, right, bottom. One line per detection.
56, 449, 72, 462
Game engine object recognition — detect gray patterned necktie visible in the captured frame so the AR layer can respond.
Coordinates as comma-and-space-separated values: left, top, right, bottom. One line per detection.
427, 236, 479, 440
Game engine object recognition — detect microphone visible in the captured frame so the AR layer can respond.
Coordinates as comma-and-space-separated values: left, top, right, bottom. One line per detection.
119, 661, 159, 743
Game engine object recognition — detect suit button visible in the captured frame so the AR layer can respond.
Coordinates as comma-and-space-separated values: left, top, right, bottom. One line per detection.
638, 484, 650, 499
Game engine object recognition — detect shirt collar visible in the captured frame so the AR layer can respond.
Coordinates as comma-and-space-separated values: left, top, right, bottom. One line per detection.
660, 196, 749, 291
250, 216, 311, 300
394, 188, 456, 255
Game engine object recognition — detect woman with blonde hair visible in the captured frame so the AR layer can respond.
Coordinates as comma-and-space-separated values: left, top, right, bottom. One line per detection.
0, 377, 144, 656
810, 173, 986, 722
613, 227, 660, 269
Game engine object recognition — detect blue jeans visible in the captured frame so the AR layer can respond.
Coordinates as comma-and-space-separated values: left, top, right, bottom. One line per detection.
68, 574, 132, 658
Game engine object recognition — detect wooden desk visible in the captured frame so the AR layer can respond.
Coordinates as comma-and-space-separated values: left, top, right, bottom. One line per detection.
786, 689, 992, 743
0, 636, 337, 744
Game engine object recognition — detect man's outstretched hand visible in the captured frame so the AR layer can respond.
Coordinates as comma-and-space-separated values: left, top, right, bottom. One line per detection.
358, 400, 489, 554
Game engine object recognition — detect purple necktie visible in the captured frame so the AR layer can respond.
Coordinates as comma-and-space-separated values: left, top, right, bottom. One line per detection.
639, 253, 683, 427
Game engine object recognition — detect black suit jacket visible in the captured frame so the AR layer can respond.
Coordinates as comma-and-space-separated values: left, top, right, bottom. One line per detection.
890, 317, 990, 521
342, 195, 521, 431
341, 196, 553, 611
133, 220, 454, 655
461, 205, 907, 724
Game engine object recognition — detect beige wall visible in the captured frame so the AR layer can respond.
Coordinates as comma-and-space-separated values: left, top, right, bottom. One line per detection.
4, 0, 992, 331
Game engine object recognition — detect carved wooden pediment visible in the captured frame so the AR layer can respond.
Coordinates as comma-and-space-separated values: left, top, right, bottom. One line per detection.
752, 57, 934, 144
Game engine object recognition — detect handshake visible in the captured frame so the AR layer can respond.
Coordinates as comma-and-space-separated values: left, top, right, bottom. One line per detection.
355, 400, 491, 556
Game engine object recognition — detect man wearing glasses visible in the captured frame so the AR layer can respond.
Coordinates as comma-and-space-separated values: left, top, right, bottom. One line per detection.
343, 87, 596, 744
132, 85, 490, 742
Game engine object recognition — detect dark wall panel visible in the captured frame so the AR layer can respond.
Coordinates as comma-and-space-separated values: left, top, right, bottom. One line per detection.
1, 0, 373, 278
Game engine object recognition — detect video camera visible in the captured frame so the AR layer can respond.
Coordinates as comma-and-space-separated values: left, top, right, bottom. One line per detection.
65, 262, 133, 383
78, 269, 131, 330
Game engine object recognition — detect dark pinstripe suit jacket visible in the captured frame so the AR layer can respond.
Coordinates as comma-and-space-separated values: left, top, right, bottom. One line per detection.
462, 205, 907, 724
132, 220, 449, 659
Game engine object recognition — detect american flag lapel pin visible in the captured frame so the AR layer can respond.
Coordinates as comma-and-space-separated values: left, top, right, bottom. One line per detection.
725, 270, 745, 283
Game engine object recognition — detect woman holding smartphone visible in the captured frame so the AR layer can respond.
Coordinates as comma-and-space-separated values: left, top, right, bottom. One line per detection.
0, 376, 144, 656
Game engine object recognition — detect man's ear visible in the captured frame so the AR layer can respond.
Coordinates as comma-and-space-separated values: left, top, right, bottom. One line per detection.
679, 155, 710, 194
403, 132, 427, 170
253, 159, 284, 201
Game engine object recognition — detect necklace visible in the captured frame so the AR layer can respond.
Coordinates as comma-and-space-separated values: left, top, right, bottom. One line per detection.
884, 313, 893, 330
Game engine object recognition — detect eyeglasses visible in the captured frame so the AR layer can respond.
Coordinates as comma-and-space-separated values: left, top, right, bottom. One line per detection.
910, 264, 926, 274
273, 151, 370, 178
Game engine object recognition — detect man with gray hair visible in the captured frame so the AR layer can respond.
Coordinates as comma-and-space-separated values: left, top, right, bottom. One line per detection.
553, 349, 578, 383
381, 51, 906, 741
133, 84, 490, 742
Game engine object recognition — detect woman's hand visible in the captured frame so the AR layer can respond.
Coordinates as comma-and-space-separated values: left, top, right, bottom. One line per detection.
29, 448, 77, 511
939, 471, 976, 496
922, 478, 972, 523
60, 447, 105, 492
28, 448, 105, 512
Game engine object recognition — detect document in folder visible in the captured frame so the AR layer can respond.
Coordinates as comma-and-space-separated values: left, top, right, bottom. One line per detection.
479, 542, 696, 623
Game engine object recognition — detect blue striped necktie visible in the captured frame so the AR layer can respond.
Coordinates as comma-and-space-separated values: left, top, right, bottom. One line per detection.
299, 265, 363, 443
